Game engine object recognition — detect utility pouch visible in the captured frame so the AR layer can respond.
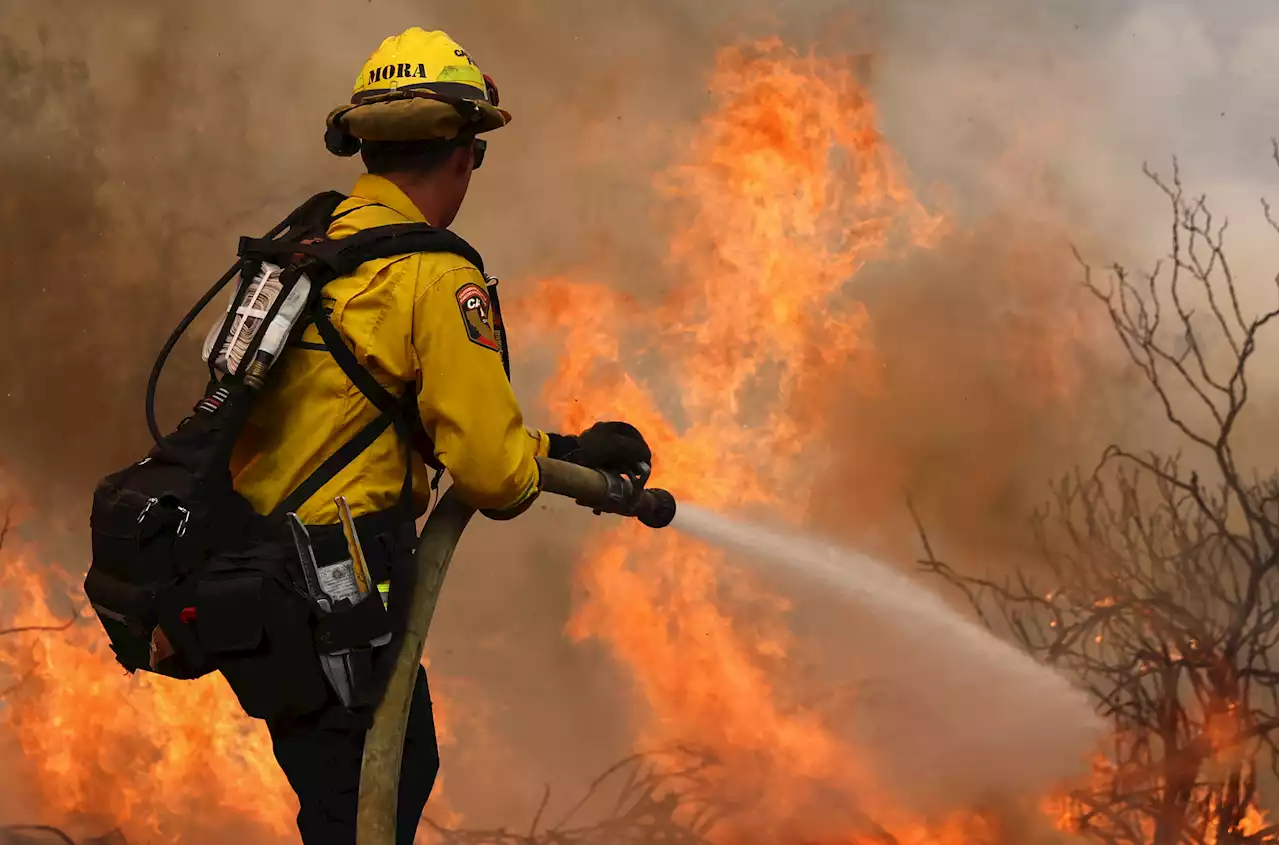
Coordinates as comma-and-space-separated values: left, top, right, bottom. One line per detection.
296, 603, 387, 711
315, 592, 392, 654
306, 577, 393, 710
86, 474, 212, 680
285, 512, 399, 710
197, 575, 266, 653
85, 395, 260, 681
195, 547, 329, 720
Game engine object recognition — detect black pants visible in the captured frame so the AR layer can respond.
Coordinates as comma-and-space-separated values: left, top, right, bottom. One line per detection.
267, 666, 439, 845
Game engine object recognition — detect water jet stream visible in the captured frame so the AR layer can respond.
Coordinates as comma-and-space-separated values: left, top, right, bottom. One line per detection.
670, 502, 1104, 813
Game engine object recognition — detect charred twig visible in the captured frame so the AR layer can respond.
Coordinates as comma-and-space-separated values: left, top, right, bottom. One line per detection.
0, 501, 13, 551
0, 826, 77, 845
0, 616, 79, 638
919, 157, 1278, 845
427, 748, 727, 845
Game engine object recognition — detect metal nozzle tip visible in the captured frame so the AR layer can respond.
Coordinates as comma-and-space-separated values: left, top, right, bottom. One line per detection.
637, 489, 677, 529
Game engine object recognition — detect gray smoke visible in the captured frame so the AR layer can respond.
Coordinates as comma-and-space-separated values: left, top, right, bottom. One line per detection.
805, 0, 1279, 565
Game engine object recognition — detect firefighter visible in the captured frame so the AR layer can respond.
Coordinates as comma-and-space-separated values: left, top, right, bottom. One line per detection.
231, 27, 651, 845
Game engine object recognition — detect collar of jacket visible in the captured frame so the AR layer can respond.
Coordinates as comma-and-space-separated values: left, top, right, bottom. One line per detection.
349, 173, 429, 224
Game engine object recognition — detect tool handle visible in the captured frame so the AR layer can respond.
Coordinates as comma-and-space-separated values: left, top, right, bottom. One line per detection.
286, 513, 329, 606
335, 495, 374, 595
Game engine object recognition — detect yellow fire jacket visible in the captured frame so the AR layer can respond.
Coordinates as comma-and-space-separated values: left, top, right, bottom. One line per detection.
232, 174, 548, 524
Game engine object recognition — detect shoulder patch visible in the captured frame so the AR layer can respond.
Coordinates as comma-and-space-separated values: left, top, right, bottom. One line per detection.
455, 282, 498, 351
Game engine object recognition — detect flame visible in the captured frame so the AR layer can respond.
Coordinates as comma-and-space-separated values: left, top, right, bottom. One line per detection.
519, 39, 968, 840
0, 528, 294, 842
1236, 804, 1268, 837
1028, 684, 1276, 845
519, 36, 1275, 845
1203, 797, 1273, 845
0, 512, 465, 842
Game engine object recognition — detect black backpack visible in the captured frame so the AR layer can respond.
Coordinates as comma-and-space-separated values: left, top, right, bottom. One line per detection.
84, 192, 495, 703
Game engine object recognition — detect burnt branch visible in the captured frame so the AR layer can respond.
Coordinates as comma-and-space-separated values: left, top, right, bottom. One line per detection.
0, 828, 128, 845
0, 502, 12, 551
0, 496, 86, 642
0, 616, 78, 638
0, 826, 77, 845
919, 157, 1278, 845
427, 748, 728, 845
1073, 160, 1277, 491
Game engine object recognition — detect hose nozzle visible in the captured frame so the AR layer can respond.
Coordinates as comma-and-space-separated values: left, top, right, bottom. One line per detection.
635, 487, 677, 529
536, 457, 677, 529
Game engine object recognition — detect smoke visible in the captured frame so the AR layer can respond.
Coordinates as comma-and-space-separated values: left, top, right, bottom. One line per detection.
801, 0, 1280, 565
0, 0, 1275, 838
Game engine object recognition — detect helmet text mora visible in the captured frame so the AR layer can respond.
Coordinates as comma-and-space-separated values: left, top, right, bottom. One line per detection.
368, 63, 436, 85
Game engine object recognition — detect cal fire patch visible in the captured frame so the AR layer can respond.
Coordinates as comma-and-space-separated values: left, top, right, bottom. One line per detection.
455, 282, 498, 351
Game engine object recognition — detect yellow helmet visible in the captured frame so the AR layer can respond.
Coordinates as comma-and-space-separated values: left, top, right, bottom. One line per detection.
325, 28, 510, 156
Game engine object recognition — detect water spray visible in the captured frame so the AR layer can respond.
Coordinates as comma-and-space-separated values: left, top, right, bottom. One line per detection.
670, 503, 1104, 812
356, 457, 675, 845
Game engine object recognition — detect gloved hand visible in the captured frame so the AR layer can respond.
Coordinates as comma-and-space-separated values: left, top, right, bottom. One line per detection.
548, 421, 652, 473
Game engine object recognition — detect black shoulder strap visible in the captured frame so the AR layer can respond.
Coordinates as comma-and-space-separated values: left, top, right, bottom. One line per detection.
326, 223, 485, 277
486, 275, 512, 380
280, 191, 351, 240
268, 413, 396, 520
267, 299, 436, 522
265, 222, 483, 520
239, 223, 484, 282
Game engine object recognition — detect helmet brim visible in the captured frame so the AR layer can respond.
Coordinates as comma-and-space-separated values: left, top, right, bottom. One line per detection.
329, 97, 510, 144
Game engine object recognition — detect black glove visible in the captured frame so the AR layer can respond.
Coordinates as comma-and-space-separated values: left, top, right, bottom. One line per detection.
548, 421, 652, 473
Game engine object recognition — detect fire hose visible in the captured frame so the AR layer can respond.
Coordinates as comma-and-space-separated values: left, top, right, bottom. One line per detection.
355, 457, 677, 845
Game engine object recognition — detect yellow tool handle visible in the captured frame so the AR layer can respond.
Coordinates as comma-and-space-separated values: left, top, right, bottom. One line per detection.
335, 495, 373, 595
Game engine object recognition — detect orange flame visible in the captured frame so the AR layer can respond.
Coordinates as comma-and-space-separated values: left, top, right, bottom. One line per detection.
0, 529, 294, 842
519, 39, 965, 840
0, 514, 464, 842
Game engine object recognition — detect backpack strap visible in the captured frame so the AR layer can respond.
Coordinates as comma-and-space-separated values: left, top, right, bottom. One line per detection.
264, 222, 484, 521
267, 412, 396, 521
239, 223, 483, 282
328, 223, 484, 276
265, 301, 433, 523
